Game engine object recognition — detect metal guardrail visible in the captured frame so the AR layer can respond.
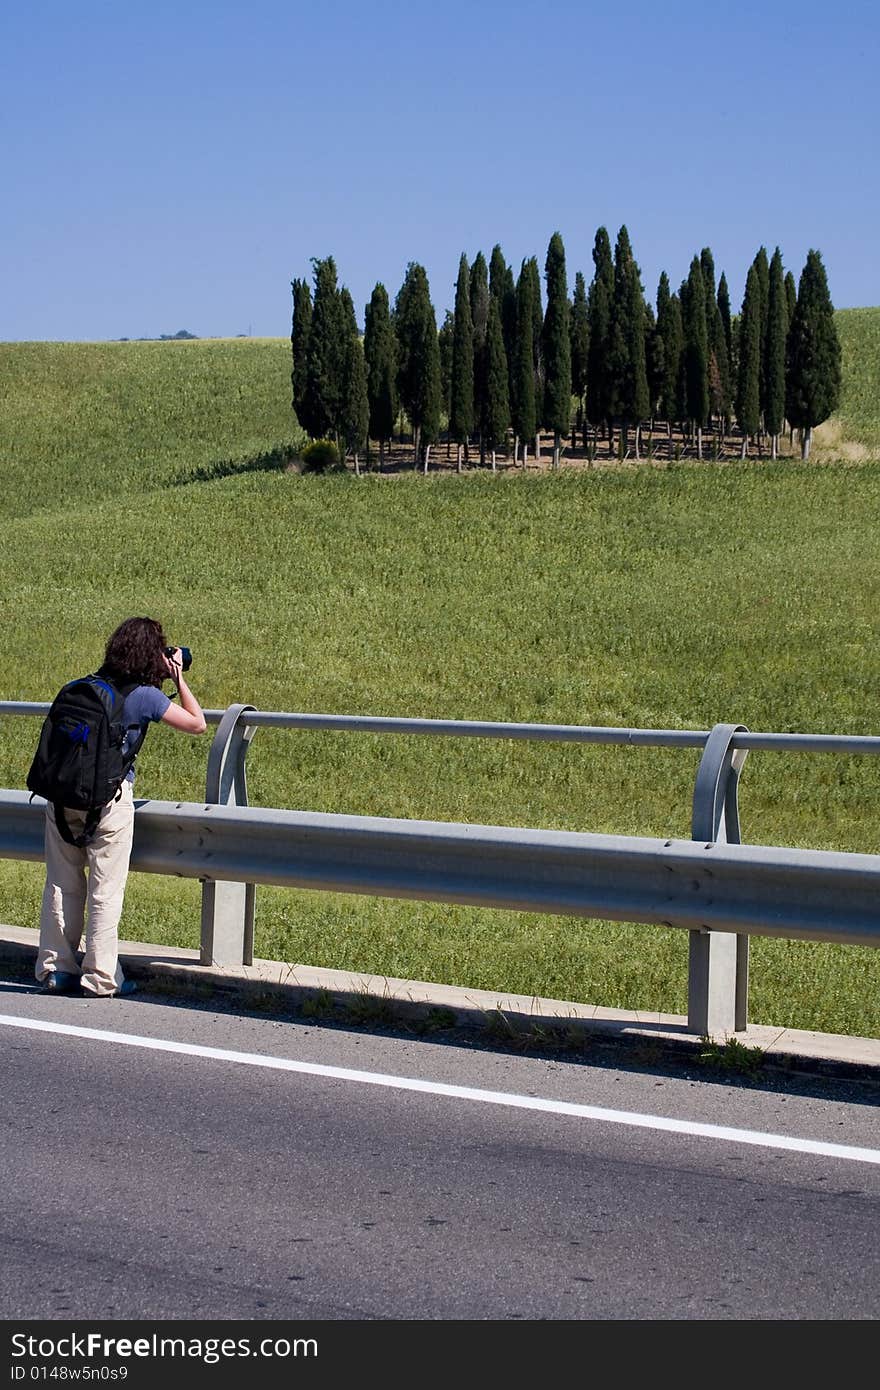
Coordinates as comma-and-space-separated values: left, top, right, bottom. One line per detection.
2, 701, 879, 1037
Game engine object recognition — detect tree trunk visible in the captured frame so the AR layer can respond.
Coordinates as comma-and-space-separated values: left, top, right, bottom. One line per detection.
491, 450, 496, 472
379, 437, 385, 472
479, 432, 486, 467
802, 426, 812, 461
771, 433, 778, 460
523, 444, 529, 469
534, 433, 541, 463
456, 442, 462, 473
552, 431, 560, 470
513, 435, 520, 465
354, 451, 360, 477
424, 443, 431, 474
696, 425, 702, 461
741, 434, 748, 460
634, 423, 641, 461
413, 425, 421, 469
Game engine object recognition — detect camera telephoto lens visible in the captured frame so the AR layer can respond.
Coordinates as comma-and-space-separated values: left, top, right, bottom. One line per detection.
165, 645, 193, 672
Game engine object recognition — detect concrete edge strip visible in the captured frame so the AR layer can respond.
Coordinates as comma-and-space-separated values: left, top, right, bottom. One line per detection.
1, 929, 878, 1079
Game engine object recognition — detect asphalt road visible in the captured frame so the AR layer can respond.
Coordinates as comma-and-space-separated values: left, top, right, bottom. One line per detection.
1, 976, 878, 1321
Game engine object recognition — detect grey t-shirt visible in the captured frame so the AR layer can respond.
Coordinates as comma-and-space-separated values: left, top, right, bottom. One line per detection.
121, 684, 171, 782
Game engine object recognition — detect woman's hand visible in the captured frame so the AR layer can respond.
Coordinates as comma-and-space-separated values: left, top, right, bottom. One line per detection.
163, 647, 183, 684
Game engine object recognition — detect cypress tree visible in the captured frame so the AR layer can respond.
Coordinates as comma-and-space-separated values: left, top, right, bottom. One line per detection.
784, 268, 798, 439
701, 249, 729, 435
542, 231, 571, 468
677, 277, 690, 426
606, 227, 631, 449
736, 263, 762, 456
607, 226, 648, 457
290, 277, 312, 427
483, 298, 510, 468
586, 226, 614, 451
489, 244, 517, 410
489, 241, 515, 412
570, 270, 590, 447
363, 282, 397, 470
765, 248, 787, 458
469, 252, 490, 463
500, 264, 517, 416
394, 262, 442, 471
656, 273, 682, 436
438, 309, 454, 458
700, 249, 716, 318
645, 301, 664, 434
753, 246, 770, 434
717, 271, 733, 366
339, 288, 369, 474
511, 260, 537, 466
669, 295, 686, 430
710, 297, 732, 439
684, 255, 709, 458
470, 250, 490, 340
449, 253, 475, 471
525, 256, 544, 453
302, 255, 346, 445
627, 248, 650, 458
786, 249, 842, 460
707, 296, 729, 437
489, 245, 509, 321
728, 314, 740, 415
785, 271, 797, 331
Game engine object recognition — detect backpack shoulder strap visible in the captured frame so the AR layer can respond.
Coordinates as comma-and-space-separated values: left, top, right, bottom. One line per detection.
53, 803, 102, 848
116, 682, 152, 775
123, 721, 149, 766
87, 673, 138, 703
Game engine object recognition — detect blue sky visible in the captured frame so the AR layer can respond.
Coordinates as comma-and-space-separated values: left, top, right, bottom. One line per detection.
3, 0, 878, 341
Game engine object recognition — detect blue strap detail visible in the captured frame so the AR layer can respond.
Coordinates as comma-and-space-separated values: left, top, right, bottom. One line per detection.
89, 677, 117, 700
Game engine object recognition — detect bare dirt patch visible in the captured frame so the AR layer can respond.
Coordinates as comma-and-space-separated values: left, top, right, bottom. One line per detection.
335, 422, 830, 478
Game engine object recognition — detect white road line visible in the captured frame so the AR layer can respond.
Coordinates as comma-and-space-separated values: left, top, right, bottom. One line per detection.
2, 1011, 878, 1166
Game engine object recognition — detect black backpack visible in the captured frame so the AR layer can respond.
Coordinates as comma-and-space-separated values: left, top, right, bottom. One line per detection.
26, 674, 148, 847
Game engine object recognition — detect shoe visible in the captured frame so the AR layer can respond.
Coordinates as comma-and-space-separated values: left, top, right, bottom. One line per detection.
40, 971, 81, 994
80, 979, 138, 998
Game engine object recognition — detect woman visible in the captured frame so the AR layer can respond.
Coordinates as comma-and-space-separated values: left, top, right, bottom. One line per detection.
36, 616, 207, 997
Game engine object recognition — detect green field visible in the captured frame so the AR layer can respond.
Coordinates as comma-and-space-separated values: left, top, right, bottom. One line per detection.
0, 337, 306, 521
0, 315, 879, 1038
823, 306, 880, 453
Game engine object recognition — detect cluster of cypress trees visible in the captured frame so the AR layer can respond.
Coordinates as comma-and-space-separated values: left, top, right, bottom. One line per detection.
291, 232, 841, 470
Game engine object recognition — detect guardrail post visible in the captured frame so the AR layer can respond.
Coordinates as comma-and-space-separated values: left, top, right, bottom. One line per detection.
200, 703, 257, 968
689, 723, 750, 1037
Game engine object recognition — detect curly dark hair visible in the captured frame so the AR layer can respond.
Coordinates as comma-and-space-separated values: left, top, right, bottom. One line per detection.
98, 616, 168, 687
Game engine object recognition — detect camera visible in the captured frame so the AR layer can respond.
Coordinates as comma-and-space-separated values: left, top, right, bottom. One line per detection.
164, 645, 193, 672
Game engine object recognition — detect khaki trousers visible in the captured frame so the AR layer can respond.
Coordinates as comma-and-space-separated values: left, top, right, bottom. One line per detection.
36, 780, 135, 996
